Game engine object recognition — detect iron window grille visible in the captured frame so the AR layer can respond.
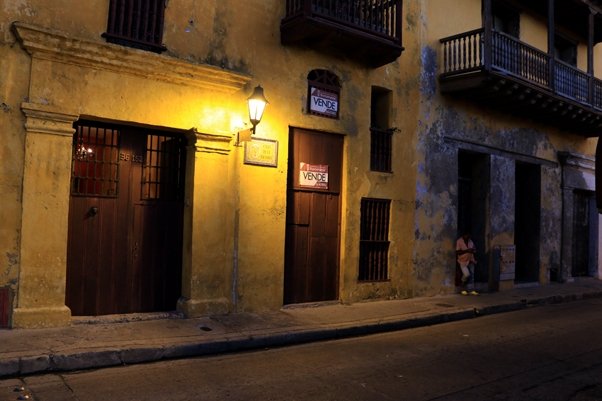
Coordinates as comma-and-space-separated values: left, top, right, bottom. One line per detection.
141, 134, 186, 201
359, 198, 391, 281
71, 123, 120, 197
103, 0, 167, 53
370, 127, 393, 172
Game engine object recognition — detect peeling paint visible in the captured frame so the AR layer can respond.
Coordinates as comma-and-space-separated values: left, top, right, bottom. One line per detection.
203, 4, 248, 73
405, 10, 418, 31
420, 46, 437, 98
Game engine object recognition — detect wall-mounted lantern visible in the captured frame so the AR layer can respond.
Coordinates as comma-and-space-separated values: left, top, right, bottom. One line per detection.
236, 85, 268, 146
248, 85, 268, 134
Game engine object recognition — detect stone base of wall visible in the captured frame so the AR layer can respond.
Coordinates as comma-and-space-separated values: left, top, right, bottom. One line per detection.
12, 306, 71, 329
498, 280, 515, 291
177, 297, 230, 317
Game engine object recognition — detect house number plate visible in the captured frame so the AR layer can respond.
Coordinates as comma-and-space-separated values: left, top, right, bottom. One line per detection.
119, 153, 143, 163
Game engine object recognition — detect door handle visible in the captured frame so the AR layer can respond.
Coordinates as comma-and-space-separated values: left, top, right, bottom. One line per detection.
87, 206, 99, 217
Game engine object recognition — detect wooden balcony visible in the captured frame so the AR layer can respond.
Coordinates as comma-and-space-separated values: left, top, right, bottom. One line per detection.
281, 0, 404, 68
439, 29, 602, 137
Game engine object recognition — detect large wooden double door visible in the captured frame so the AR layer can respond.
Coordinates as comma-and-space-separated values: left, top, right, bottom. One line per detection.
284, 129, 343, 304
66, 121, 185, 316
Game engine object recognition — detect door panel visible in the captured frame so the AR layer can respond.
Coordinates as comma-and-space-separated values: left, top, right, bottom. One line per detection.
66, 122, 184, 316
284, 129, 343, 304
573, 191, 598, 277
515, 162, 541, 283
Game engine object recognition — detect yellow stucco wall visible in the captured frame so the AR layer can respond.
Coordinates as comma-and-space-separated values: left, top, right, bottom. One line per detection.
521, 12, 547, 50
1, 0, 599, 327
0, 0, 419, 326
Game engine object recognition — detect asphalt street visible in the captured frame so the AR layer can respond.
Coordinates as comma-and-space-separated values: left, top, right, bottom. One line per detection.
3, 297, 602, 401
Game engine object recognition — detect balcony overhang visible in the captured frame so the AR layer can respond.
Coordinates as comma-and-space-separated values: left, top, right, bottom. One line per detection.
441, 72, 602, 137
280, 0, 404, 68
439, 29, 602, 137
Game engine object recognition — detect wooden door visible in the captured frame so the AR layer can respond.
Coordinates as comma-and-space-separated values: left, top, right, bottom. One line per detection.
572, 191, 598, 277
66, 122, 185, 316
514, 162, 541, 283
284, 129, 343, 304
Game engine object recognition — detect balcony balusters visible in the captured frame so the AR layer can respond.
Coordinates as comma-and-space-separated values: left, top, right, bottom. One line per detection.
440, 29, 482, 75
440, 29, 602, 109
281, 0, 403, 67
283, 0, 402, 41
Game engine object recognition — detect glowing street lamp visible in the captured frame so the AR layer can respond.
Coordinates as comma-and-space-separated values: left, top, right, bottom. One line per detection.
247, 85, 268, 134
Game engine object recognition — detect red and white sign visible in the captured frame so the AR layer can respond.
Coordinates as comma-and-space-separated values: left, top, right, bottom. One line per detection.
299, 163, 329, 189
309, 87, 339, 117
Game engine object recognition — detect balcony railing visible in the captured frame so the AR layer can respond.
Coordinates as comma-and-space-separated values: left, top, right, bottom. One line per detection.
440, 29, 602, 109
281, 0, 403, 67
284, 0, 402, 40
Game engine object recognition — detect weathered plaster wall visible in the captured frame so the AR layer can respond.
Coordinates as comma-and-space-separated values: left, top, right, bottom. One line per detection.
337, 0, 422, 302
0, 5, 31, 317
1, 1, 254, 325
4, 0, 596, 327
410, 0, 598, 296
1, 0, 418, 325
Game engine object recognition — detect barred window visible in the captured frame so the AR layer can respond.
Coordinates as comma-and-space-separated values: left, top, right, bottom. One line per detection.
71, 124, 120, 197
370, 87, 393, 172
359, 198, 391, 281
142, 134, 186, 201
370, 128, 393, 172
103, 0, 167, 53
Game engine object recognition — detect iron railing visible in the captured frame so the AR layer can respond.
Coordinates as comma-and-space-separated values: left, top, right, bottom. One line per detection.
284, 0, 402, 42
440, 29, 602, 109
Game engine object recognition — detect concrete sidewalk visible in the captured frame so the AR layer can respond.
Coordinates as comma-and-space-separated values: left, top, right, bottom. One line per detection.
2, 278, 602, 378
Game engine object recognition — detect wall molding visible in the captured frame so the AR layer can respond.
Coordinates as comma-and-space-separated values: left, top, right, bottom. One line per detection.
558, 151, 595, 173
13, 22, 251, 93
21, 102, 78, 137
195, 130, 233, 155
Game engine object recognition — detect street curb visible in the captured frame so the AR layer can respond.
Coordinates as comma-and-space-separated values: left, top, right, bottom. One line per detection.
2, 291, 601, 378
0, 309, 486, 378
1, 310, 477, 379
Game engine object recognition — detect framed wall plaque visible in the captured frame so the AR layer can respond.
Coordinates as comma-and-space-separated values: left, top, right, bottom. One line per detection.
244, 137, 278, 167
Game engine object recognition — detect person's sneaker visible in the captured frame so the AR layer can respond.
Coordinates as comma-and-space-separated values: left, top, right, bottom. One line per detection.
470, 290, 479, 295
461, 290, 468, 295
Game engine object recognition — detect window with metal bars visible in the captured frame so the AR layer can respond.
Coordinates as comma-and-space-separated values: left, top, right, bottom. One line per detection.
370, 128, 393, 172
359, 198, 391, 281
142, 134, 185, 201
103, 0, 167, 53
370, 86, 393, 172
71, 123, 120, 197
